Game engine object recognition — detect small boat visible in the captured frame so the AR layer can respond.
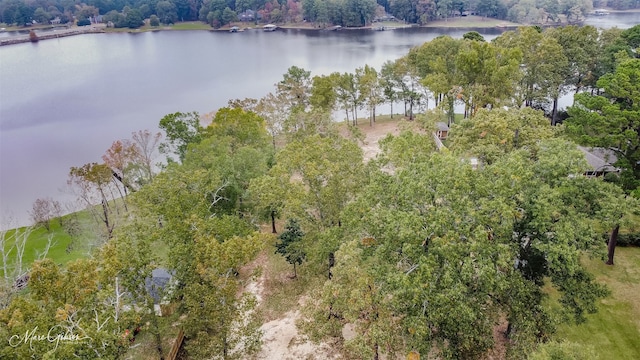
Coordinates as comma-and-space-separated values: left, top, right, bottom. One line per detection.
594, 9, 609, 16
229, 26, 239, 33
373, 26, 386, 31
263, 24, 277, 32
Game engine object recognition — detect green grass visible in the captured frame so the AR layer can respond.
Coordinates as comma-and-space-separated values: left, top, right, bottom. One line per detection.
424, 15, 521, 28
166, 22, 212, 31
1, 210, 103, 279
552, 247, 640, 359
259, 237, 325, 322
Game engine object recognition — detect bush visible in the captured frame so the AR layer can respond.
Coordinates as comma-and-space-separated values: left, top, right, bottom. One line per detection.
529, 340, 597, 360
149, 15, 160, 27
28, 30, 38, 42
618, 232, 640, 247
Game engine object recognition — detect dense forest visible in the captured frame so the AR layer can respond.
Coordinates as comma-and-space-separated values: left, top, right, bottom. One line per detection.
1, 0, 639, 28
1, 24, 640, 359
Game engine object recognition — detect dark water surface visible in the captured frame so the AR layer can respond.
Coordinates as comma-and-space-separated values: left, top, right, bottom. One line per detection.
0, 12, 638, 227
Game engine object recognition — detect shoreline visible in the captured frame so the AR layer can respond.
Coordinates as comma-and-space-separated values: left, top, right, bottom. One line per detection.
0, 26, 104, 46
1, 10, 636, 47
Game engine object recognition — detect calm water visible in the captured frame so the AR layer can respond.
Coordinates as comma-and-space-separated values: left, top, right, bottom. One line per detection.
0, 13, 638, 227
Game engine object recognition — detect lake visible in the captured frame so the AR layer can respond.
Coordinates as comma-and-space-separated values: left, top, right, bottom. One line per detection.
0, 12, 638, 228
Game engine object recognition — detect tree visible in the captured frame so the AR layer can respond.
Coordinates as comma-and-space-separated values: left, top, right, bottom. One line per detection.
301, 239, 404, 359
310, 73, 339, 113
566, 58, 640, 193
68, 162, 120, 239
206, 107, 270, 151
149, 14, 160, 26
157, 0, 178, 24
276, 66, 312, 114
32, 7, 51, 24
1, 258, 139, 359
103, 10, 127, 27
125, 8, 144, 28
29, 198, 62, 231
158, 111, 204, 162
334, 71, 359, 124
318, 129, 619, 358
131, 125, 265, 359
407, 36, 463, 124
0, 225, 53, 307
455, 39, 521, 117
379, 61, 401, 118
99, 219, 164, 360
103, 139, 137, 202
448, 107, 556, 164
342, 0, 377, 26
620, 24, 640, 52
256, 92, 288, 149
275, 218, 306, 278
248, 174, 284, 233
357, 64, 382, 126
130, 129, 162, 185
548, 25, 599, 95
222, 6, 237, 24
462, 31, 485, 42
264, 134, 364, 230
396, 57, 425, 120
182, 108, 271, 216
181, 233, 263, 359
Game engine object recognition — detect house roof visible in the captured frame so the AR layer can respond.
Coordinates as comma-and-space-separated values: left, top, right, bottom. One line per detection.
145, 268, 173, 303
436, 122, 449, 131
577, 146, 618, 172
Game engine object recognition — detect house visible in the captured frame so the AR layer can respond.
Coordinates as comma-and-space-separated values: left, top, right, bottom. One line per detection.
373, 15, 396, 22
577, 146, 619, 177
238, 10, 256, 22
436, 122, 449, 140
50, 17, 61, 25
145, 268, 174, 315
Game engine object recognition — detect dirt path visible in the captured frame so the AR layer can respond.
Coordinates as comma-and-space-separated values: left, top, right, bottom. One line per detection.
243, 255, 338, 359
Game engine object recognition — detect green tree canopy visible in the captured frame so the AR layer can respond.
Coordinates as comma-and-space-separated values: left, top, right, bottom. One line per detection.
566, 58, 640, 193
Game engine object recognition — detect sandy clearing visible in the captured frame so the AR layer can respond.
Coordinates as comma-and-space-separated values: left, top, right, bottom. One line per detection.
358, 119, 404, 161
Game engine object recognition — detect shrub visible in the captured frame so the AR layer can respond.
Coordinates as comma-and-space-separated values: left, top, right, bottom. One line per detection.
149, 15, 160, 27
29, 30, 39, 42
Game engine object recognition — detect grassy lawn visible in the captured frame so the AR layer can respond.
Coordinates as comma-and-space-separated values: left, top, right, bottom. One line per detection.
552, 247, 640, 359
424, 15, 521, 28
1, 213, 94, 278
166, 22, 212, 30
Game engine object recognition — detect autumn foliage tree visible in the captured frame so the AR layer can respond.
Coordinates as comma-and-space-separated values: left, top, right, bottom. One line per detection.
68, 162, 121, 239
29, 197, 62, 231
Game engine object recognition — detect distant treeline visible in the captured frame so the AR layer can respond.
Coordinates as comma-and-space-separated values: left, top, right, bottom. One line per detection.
1, 0, 639, 29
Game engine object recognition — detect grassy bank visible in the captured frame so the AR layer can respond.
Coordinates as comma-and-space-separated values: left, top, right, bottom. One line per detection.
424, 15, 521, 28
1, 210, 102, 279
552, 247, 640, 359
